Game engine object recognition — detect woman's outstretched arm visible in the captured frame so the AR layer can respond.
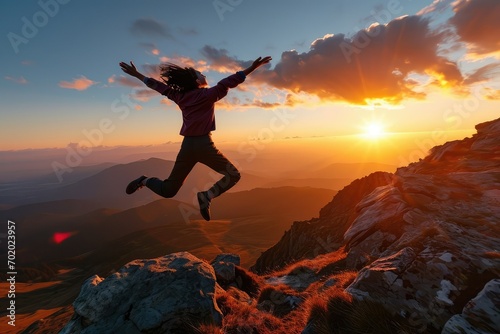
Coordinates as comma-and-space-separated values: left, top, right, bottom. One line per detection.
119, 61, 174, 98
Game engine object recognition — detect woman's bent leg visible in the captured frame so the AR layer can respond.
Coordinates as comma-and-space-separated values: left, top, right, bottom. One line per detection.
146, 140, 196, 198
199, 140, 241, 198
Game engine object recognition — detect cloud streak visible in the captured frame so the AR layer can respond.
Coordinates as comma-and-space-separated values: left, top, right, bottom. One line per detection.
130, 18, 173, 39
59, 76, 97, 91
5, 76, 28, 84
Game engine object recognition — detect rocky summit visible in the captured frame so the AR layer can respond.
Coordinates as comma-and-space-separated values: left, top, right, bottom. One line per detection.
253, 117, 500, 332
59, 118, 499, 333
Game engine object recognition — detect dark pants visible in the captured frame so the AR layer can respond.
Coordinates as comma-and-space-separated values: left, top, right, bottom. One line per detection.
146, 134, 240, 199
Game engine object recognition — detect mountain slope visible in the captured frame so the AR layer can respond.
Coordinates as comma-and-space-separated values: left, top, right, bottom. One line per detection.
6, 187, 336, 267
27, 158, 283, 209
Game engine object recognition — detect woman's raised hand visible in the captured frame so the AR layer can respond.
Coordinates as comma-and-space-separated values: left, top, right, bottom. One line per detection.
119, 61, 139, 77
252, 56, 272, 69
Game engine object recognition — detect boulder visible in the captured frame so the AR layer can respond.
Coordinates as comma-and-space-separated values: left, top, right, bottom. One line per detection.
60, 252, 222, 334
211, 253, 240, 283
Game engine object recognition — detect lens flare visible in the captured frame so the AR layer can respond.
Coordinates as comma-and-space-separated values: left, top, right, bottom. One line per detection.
53, 232, 74, 244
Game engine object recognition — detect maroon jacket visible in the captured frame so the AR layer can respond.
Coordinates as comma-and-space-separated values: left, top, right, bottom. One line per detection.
144, 71, 246, 136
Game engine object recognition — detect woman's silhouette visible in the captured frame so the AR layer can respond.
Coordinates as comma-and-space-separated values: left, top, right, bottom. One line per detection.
119, 56, 271, 221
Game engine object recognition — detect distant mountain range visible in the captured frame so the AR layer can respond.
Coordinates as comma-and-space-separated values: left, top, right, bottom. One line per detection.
0, 158, 396, 209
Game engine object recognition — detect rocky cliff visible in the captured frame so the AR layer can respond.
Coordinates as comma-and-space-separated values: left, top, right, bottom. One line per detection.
255, 117, 500, 332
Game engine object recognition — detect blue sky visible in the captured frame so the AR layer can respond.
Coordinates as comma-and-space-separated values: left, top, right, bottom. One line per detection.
1, 0, 499, 150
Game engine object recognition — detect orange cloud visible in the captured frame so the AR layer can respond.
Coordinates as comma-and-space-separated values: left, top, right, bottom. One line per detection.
160, 98, 173, 106
482, 87, 500, 100
252, 15, 464, 105
450, 0, 500, 56
115, 75, 142, 87
59, 76, 97, 91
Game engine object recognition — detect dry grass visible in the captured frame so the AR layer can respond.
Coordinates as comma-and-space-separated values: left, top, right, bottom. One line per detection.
221, 300, 285, 333
484, 251, 500, 259
233, 266, 264, 298
268, 247, 347, 279
208, 248, 360, 333
257, 284, 302, 317
191, 323, 224, 334
300, 286, 414, 334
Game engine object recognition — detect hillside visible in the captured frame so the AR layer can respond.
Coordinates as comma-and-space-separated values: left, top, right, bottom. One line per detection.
0, 187, 336, 268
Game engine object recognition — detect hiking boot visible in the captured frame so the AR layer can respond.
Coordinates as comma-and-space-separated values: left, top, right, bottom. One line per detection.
126, 175, 148, 194
197, 191, 212, 221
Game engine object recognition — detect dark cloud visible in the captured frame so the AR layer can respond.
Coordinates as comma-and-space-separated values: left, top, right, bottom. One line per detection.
449, 0, 500, 55
177, 27, 199, 36
130, 18, 173, 39
200, 45, 247, 73
200, 45, 272, 74
252, 15, 463, 105
464, 62, 500, 85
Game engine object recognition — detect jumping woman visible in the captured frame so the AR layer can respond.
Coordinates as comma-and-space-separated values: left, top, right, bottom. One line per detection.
119, 56, 272, 221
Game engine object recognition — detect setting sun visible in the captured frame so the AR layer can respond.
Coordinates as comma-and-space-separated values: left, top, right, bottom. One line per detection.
363, 122, 386, 139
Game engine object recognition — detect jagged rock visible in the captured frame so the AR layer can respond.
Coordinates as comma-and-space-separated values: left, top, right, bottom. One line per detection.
60, 252, 222, 334
211, 253, 240, 283
442, 279, 500, 334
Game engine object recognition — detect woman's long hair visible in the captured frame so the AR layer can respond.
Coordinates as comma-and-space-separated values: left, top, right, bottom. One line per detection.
160, 63, 199, 92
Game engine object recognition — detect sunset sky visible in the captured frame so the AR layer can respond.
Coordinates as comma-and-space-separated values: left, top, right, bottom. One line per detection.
1, 0, 499, 153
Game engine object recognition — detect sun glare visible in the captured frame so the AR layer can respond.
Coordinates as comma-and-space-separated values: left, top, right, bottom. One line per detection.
363, 122, 386, 139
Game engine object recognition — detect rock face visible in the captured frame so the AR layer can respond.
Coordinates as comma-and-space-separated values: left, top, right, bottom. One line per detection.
254, 118, 500, 332
442, 279, 500, 334
60, 252, 222, 334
